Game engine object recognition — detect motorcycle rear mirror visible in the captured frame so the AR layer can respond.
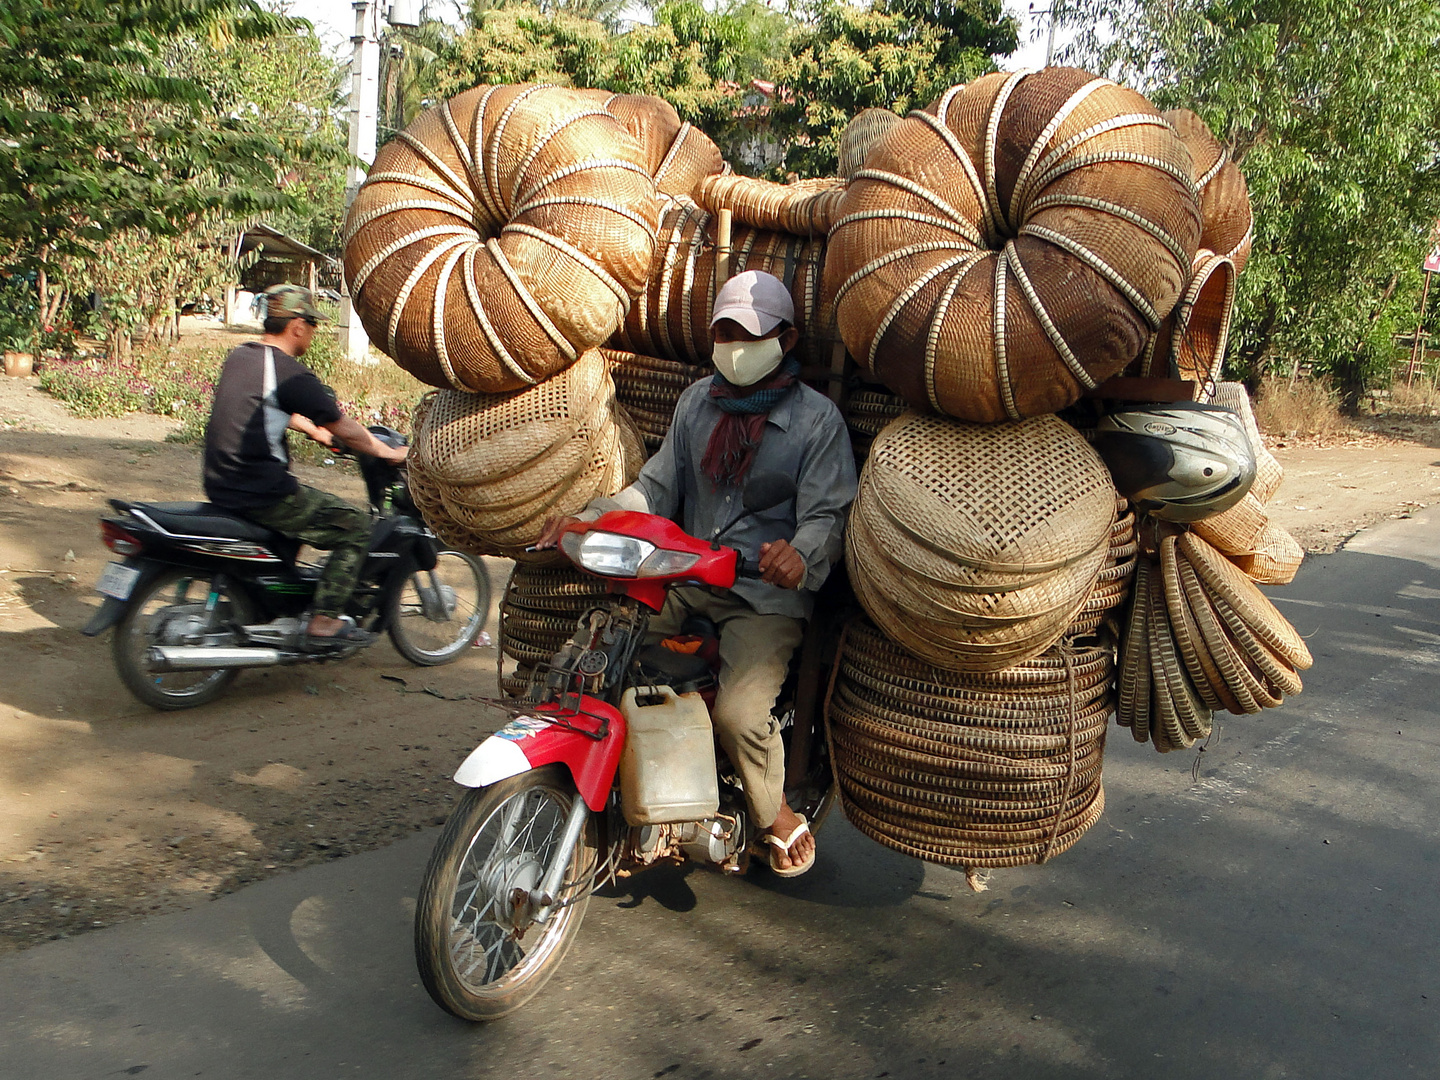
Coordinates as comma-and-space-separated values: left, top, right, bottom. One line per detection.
742, 473, 797, 514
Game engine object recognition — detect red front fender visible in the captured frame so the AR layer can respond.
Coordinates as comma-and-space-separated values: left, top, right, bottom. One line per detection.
453, 695, 626, 811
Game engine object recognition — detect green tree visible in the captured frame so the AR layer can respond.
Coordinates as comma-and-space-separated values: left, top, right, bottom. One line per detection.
0, 0, 342, 334
772, 0, 1016, 178
1055, 0, 1440, 402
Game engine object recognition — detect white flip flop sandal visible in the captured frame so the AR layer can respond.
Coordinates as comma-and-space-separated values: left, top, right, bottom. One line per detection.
764, 815, 815, 878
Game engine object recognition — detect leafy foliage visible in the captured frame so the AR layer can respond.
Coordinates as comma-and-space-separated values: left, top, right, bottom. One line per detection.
772, 0, 1016, 177
423, 0, 1015, 177
1056, 0, 1440, 399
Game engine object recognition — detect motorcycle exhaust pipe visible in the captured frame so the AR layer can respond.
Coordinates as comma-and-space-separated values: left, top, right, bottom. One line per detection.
147, 645, 284, 671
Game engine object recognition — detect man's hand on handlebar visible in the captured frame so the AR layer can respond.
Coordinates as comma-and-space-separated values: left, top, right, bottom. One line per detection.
535, 515, 581, 551
758, 539, 806, 589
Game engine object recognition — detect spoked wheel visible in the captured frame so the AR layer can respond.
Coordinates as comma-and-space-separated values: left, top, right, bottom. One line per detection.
415, 765, 596, 1021
112, 568, 252, 710
388, 550, 489, 666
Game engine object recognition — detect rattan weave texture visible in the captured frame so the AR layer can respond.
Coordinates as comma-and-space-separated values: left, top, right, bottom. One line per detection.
823, 68, 1203, 423
344, 85, 724, 393
847, 412, 1116, 670
695, 174, 845, 237
828, 618, 1111, 870
1164, 109, 1253, 272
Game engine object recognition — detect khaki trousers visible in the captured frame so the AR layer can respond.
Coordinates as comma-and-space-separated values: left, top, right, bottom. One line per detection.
650, 586, 805, 829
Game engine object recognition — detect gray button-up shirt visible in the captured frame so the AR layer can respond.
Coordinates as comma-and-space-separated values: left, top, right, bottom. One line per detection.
598, 377, 857, 619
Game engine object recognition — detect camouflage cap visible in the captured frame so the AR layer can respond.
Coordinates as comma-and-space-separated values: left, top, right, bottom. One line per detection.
262, 283, 328, 323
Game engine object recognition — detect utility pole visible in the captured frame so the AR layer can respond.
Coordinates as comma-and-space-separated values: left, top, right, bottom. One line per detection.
339, 0, 381, 363
1028, 3, 1058, 66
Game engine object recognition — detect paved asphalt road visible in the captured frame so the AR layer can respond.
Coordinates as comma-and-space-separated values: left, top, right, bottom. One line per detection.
3, 510, 1439, 1080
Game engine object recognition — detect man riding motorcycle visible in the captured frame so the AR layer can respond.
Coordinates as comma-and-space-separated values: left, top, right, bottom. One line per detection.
202, 284, 408, 649
542, 270, 857, 876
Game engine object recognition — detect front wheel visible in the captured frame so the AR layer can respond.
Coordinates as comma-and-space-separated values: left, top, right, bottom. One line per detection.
388, 550, 489, 666
112, 568, 252, 710
414, 765, 596, 1021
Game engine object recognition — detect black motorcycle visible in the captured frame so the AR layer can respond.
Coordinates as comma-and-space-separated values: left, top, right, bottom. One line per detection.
83, 426, 489, 710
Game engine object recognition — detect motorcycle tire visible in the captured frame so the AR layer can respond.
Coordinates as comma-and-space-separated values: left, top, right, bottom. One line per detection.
112, 568, 253, 711
414, 764, 596, 1021
387, 550, 489, 666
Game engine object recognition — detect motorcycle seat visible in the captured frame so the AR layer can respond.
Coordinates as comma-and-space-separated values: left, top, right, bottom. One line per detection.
125, 501, 283, 544
634, 643, 715, 693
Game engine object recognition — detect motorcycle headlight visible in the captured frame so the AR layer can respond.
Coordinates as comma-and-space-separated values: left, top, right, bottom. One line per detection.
562, 531, 656, 577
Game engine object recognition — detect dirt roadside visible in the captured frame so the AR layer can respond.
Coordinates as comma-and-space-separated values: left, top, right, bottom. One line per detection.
3, 374, 1440, 955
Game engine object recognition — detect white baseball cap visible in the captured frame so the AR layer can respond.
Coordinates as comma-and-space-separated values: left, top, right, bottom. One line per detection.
709, 270, 795, 336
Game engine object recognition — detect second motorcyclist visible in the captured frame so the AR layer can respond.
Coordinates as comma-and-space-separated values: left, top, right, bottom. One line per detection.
202, 284, 409, 649
542, 270, 857, 876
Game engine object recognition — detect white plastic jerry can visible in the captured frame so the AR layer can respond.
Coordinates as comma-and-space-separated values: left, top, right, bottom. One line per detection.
618, 686, 720, 825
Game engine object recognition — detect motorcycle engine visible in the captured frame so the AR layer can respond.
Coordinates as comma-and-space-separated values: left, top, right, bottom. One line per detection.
631, 812, 746, 871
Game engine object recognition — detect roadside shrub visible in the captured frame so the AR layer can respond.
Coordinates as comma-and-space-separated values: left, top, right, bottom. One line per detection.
1252, 375, 1351, 441
39, 329, 425, 445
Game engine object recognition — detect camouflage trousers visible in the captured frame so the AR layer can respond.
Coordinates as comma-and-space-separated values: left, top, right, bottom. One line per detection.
243, 484, 371, 618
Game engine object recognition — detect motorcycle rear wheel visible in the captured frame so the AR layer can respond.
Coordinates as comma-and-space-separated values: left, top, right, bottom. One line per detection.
387, 550, 489, 666
415, 765, 596, 1021
112, 568, 252, 711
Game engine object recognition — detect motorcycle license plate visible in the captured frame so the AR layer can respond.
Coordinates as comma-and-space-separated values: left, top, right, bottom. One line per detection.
95, 562, 141, 601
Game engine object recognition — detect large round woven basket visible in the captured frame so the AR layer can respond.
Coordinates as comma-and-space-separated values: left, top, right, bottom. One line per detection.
838, 108, 903, 180
1144, 250, 1236, 389
828, 617, 1111, 874
345, 85, 686, 393
1164, 109, 1253, 272
846, 411, 1117, 671
824, 68, 1202, 422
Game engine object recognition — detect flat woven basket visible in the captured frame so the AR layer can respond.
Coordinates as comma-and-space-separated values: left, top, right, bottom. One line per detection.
823, 67, 1204, 423
847, 411, 1116, 671
498, 563, 611, 695
603, 346, 707, 453
828, 617, 1111, 875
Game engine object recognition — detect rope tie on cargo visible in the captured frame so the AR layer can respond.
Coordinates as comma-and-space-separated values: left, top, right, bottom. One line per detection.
1037, 643, 1080, 864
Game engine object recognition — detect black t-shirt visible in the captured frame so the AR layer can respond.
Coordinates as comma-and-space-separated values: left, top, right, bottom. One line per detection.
203, 342, 342, 510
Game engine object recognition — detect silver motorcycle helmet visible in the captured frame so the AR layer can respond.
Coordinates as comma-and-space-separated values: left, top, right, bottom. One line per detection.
1093, 402, 1257, 522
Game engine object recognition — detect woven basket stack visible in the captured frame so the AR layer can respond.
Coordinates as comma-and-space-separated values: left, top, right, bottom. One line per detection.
342, 71, 1318, 884
405, 349, 644, 559
1118, 532, 1312, 752
828, 619, 1110, 874
846, 412, 1119, 672
498, 563, 613, 696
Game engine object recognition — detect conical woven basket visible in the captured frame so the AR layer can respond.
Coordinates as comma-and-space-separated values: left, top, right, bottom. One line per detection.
824, 68, 1202, 423
839, 108, 903, 180
828, 617, 1111, 872
1146, 250, 1236, 389
1211, 381, 1283, 503
608, 203, 838, 368
1164, 109, 1253, 272
1232, 522, 1304, 585
695, 174, 845, 237
344, 84, 667, 393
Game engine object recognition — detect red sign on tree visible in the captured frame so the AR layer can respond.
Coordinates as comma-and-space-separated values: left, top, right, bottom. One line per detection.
1425, 249, 1440, 274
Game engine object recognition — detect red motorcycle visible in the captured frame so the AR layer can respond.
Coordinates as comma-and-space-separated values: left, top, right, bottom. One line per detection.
413, 475, 836, 1021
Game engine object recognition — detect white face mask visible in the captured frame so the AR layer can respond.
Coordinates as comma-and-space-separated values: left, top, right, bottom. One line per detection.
712, 336, 785, 387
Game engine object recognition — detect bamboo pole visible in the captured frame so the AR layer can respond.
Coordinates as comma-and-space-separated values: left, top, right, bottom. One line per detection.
715, 209, 732, 287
